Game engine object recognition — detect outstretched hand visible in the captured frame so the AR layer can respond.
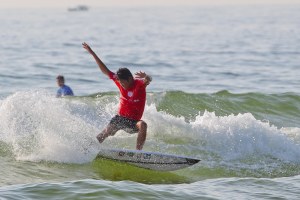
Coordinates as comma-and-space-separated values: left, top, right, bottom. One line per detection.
82, 42, 93, 54
135, 71, 147, 79
135, 71, 152, 86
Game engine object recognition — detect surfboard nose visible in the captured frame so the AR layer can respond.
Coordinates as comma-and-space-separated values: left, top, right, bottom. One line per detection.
186, 158, 200, 165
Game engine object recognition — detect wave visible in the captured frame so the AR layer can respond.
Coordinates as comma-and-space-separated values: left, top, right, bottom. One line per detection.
1, 177, 300, 199
0, 90, 299, 178
150, 90, 300, 128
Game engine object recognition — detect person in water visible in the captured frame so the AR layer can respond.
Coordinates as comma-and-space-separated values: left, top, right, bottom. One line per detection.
82, 42, 152, 150
56, 75, 74, 97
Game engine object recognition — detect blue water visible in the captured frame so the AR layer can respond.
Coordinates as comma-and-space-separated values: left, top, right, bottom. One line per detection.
1, 5, 300, 97
0, 5, 300, 199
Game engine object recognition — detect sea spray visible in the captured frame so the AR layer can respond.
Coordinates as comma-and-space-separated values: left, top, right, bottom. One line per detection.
0, 90, 101, 163
190, 111, 300, 162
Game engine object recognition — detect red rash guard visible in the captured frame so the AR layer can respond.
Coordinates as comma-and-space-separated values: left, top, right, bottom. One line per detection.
109, 72, 146, 121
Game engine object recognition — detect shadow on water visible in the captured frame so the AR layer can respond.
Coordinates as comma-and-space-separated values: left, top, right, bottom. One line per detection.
92, 158, 191, 184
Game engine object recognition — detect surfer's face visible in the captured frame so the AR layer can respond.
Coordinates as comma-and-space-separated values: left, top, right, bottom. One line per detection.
57, 79, 64, 87
118, 78, 132, 89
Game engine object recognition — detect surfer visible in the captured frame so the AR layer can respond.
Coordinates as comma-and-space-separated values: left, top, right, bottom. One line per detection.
82, 42, 152, 150
56, 75, 74, 97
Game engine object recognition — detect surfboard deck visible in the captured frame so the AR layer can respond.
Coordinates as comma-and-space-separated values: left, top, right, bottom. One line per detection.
95, 148, 200, 171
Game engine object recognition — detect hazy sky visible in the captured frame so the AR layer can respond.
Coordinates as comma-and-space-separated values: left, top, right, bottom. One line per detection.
1, 0, 299, 8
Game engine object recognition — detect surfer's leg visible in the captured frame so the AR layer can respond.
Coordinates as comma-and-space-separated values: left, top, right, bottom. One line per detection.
96, 124, 119, 143
136, 120, 147, 150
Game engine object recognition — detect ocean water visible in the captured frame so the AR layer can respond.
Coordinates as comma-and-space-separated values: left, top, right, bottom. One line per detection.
0, 5, 300, 199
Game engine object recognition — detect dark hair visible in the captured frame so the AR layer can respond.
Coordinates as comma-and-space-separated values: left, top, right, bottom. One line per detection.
56, 75, 65, 82
116, 68, 133, 81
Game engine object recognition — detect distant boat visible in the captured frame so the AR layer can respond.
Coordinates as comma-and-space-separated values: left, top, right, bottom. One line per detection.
68, 5, 89, 12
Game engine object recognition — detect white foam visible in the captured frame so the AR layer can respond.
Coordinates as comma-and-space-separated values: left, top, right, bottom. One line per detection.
0, 90, 104, 163
189, 111, 300, 162
143, 106, 300, 163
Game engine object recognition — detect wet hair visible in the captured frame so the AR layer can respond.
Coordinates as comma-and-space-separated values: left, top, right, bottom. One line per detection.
116, 68, 133, 81
56, 75, 65, 82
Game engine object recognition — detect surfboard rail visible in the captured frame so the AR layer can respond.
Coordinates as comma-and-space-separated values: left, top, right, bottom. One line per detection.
96, 148, 200, 171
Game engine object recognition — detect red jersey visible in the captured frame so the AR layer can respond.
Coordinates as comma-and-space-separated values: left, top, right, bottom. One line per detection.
109, 72, 146, 121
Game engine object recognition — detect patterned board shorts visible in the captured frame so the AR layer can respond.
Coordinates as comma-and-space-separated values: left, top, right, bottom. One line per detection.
109, 115, 139, 133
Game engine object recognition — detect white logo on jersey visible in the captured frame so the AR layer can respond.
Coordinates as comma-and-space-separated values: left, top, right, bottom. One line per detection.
128, 91, 133, 97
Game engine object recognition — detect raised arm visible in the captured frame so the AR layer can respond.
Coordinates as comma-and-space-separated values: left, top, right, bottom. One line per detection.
82, 42, 111, 77
135, 71, 152, 87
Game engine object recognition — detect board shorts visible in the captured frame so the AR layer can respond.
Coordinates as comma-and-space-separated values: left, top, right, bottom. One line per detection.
109, 115, 139, 133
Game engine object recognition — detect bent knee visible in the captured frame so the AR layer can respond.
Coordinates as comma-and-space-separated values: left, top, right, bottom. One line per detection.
137, 120, 147, 129
96, 136, 103, 143
96, 133, 105, 143
96, 128, 115, 143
